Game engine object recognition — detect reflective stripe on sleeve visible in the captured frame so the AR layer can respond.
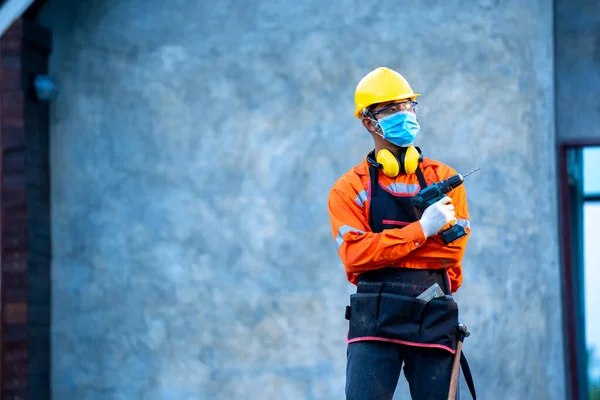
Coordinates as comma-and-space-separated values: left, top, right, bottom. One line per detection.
336, 225, 365, 249
457, 219, 470, 229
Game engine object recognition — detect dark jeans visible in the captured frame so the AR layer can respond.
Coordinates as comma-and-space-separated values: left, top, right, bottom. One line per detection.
346, 340, 458, 400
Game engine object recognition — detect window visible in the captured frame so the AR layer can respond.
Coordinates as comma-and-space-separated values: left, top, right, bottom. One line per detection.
583, 147, 600, 399
562, 145, 600, 400
584, 147, 600, 196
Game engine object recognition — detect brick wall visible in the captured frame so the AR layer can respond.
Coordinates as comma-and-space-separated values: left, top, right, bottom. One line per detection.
0, 18, 51, 400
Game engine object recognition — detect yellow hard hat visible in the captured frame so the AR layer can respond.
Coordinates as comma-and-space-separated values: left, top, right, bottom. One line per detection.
354, 67, 421, 118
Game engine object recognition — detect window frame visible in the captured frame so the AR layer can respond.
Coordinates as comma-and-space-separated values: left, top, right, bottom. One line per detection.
559, 140, 600, 400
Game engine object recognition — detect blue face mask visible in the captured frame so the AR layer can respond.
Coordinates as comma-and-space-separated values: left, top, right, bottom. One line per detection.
377, 111, 420, 147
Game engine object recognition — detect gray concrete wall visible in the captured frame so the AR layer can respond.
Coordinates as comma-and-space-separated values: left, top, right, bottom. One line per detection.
555, 0, 600, 143
37, 0, 565, 399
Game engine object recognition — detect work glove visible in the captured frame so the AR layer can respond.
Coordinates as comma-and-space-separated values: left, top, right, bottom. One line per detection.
418, 196, 456, 238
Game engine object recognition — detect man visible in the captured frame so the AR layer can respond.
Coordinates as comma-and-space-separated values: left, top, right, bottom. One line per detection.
328, 67, 473, 400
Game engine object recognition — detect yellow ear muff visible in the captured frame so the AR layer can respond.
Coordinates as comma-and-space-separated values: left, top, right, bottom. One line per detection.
402, 146, 421, 174
376, 149, 400, 178
376, 146, 422, 177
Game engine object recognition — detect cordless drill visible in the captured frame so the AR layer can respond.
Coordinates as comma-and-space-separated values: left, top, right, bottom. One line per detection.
411, 168, 479, 244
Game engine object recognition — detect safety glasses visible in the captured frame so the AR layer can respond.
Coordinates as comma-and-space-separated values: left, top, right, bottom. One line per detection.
371, 101, 418, 118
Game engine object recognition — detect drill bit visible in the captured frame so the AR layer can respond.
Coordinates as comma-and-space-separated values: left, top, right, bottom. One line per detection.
462, 167, 481, 178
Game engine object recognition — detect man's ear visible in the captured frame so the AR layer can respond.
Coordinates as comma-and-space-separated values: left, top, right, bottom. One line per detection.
362, 117, 375, 133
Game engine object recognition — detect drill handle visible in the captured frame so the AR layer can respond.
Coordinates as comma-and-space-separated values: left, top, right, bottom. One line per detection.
412, 184, 445, 211
412, 195, 430, 211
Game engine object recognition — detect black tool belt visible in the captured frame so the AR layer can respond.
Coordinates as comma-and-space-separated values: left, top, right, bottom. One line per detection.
344, 267, 477, 399
345, 267, 458, 351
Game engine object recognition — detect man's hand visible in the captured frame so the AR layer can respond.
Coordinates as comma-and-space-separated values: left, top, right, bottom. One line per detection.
418, 196, 456, 238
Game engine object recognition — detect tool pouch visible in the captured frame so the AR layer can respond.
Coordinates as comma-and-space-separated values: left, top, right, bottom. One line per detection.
347, 293, 380, 337
376, 293, 426, 342
418, 296, 459, 350
346, 275, 459, 352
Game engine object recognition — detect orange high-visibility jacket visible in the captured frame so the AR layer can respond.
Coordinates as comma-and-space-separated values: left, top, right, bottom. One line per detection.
328, 155, 470, 293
